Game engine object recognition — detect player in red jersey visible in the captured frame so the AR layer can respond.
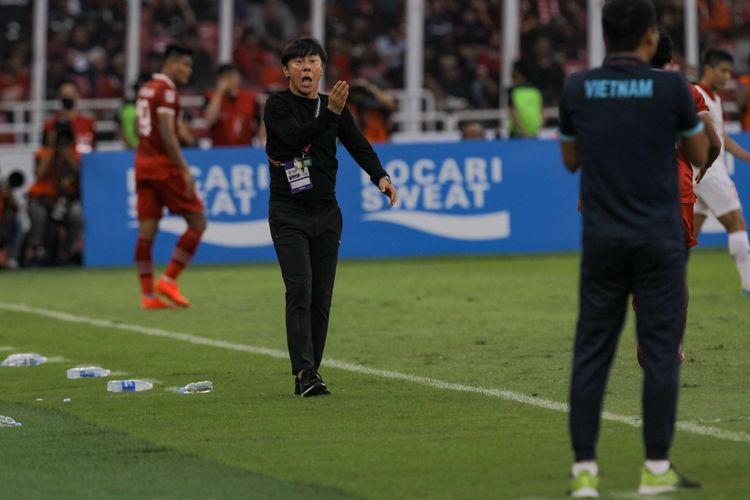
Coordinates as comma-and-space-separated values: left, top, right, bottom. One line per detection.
134, 44, 206, 309
634, 33, 721, 365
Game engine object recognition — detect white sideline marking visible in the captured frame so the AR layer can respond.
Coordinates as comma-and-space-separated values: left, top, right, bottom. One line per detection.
2, 301, 749, 444
0, 346, 16, 351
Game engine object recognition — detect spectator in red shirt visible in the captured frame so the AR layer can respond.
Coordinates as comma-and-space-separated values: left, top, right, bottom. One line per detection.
43, 80, 96, 154
233, 28, 269, 84
203, 63, 262, 146
0, 49, 31, 102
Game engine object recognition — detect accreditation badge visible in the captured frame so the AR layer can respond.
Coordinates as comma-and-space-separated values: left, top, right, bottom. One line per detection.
283, 156, 314, 194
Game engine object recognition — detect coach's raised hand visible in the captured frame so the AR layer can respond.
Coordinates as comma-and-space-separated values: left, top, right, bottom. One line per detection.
327, 80, 349, 115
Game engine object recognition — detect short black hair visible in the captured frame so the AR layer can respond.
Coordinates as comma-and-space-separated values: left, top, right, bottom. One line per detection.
163, 44, 193, 64
702, 48, 733, 68
281, 37, 327, 66
215, 63, 238, 77
650, 32, 673, 68
602, 0, 657, 53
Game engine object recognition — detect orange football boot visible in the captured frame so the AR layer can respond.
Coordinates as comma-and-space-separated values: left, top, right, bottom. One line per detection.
141, 295, 173, 309
156, 277, 191, 307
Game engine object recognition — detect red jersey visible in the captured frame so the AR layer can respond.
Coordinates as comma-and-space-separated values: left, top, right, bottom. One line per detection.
135, 74, 182, 180
206, 89, 259, 146
675, 83, 709, 204
44, 112, 96, 153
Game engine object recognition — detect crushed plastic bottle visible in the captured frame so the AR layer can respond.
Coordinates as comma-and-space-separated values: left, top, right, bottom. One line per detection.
179, 380, 214, 394
67, 366, 111, 379
0, 415, 22, 427
1, 353, 48, 367
107, 380, 153, 393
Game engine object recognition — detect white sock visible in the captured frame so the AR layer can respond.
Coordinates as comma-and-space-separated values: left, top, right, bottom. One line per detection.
572, 461, 598, 477
645, 460, 670, 475
728, 231, 750, 290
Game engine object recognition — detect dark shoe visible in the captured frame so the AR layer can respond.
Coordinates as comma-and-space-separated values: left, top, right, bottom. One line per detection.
294, 376, 331, 396
316, 371, 331, 396
298, 369, 328, 398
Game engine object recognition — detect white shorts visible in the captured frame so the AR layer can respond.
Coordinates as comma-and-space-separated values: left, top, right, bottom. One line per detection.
694, 167, 742, 218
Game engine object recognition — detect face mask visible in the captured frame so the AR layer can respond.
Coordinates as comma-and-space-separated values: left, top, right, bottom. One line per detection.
61, 97, 75, 110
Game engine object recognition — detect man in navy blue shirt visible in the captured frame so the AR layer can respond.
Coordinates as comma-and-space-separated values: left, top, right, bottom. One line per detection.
558, 0, 709, 496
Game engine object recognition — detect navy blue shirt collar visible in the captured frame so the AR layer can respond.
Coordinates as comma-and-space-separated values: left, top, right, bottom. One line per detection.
603, 55, 650, 67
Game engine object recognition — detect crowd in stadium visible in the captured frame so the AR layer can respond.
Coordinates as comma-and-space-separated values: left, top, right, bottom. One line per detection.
4, 0, 750, 270
3, 1, 750, 106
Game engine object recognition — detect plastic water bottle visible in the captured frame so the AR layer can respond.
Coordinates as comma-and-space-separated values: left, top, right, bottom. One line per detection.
0, 415, 22, 427
67, 366, 111, 379
179, 380, 214, 394
1, 353, 48, 367
107, 380, 153, 392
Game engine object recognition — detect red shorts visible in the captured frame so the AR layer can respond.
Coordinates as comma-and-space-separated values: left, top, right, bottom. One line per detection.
681, 203, 698, 249
136, 176, 204, 221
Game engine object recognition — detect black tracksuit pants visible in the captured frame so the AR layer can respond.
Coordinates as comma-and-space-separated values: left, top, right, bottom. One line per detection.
269, 200, 342, 376
570, 237, 687, 461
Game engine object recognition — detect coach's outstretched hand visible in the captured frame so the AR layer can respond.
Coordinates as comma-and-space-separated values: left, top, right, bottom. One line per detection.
328, 81, 349, 114
379, 176, 398, 207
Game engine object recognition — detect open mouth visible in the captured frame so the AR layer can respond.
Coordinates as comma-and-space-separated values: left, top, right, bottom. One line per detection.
302, 76, 313, 84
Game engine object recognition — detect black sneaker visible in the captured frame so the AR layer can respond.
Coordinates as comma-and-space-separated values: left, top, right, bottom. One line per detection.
294, 377, 301, 396
298, 369, 328, 397
316, 371, 331, 396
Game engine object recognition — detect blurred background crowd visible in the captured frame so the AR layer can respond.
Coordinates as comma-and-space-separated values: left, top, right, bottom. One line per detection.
3, 1, 750, 111
3, 0, 750, 270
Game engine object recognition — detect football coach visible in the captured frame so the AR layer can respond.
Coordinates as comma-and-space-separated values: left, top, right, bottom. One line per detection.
264, 37, 397, 398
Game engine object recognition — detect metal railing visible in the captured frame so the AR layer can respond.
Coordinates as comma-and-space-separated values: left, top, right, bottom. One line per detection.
0, 89, 440, 148
0, 95, 207, 146
1, 87, 743, 148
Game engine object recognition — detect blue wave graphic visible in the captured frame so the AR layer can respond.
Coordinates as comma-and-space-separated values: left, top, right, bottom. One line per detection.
158, 218, 272, 248
362, 210, 510, 241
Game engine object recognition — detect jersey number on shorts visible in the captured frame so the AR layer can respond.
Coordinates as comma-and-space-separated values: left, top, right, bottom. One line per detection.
136, 99, 152, 137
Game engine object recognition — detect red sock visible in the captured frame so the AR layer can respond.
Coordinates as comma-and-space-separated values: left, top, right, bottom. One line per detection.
165, 227, 202, 280
135, 237, 154, 296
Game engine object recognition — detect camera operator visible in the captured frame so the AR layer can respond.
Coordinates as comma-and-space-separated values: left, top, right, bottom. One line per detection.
43, 80, 96, 154
26, 118, 84, 265
0, 169, 25, 270
346, 78, 395, 143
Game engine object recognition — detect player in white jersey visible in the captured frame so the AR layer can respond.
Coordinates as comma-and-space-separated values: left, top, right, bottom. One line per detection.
694, 49, 750, 295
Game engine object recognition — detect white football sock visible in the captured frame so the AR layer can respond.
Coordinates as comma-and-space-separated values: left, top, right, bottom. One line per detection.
645, 460, 670, 475
728, 231, 750, 290
572, 461, 598, 477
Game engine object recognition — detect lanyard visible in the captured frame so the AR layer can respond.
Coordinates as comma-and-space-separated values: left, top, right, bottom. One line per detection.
302, 96, 321, 155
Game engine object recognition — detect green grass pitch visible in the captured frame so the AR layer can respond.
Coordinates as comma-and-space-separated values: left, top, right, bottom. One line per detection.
1, 250, 748, 499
